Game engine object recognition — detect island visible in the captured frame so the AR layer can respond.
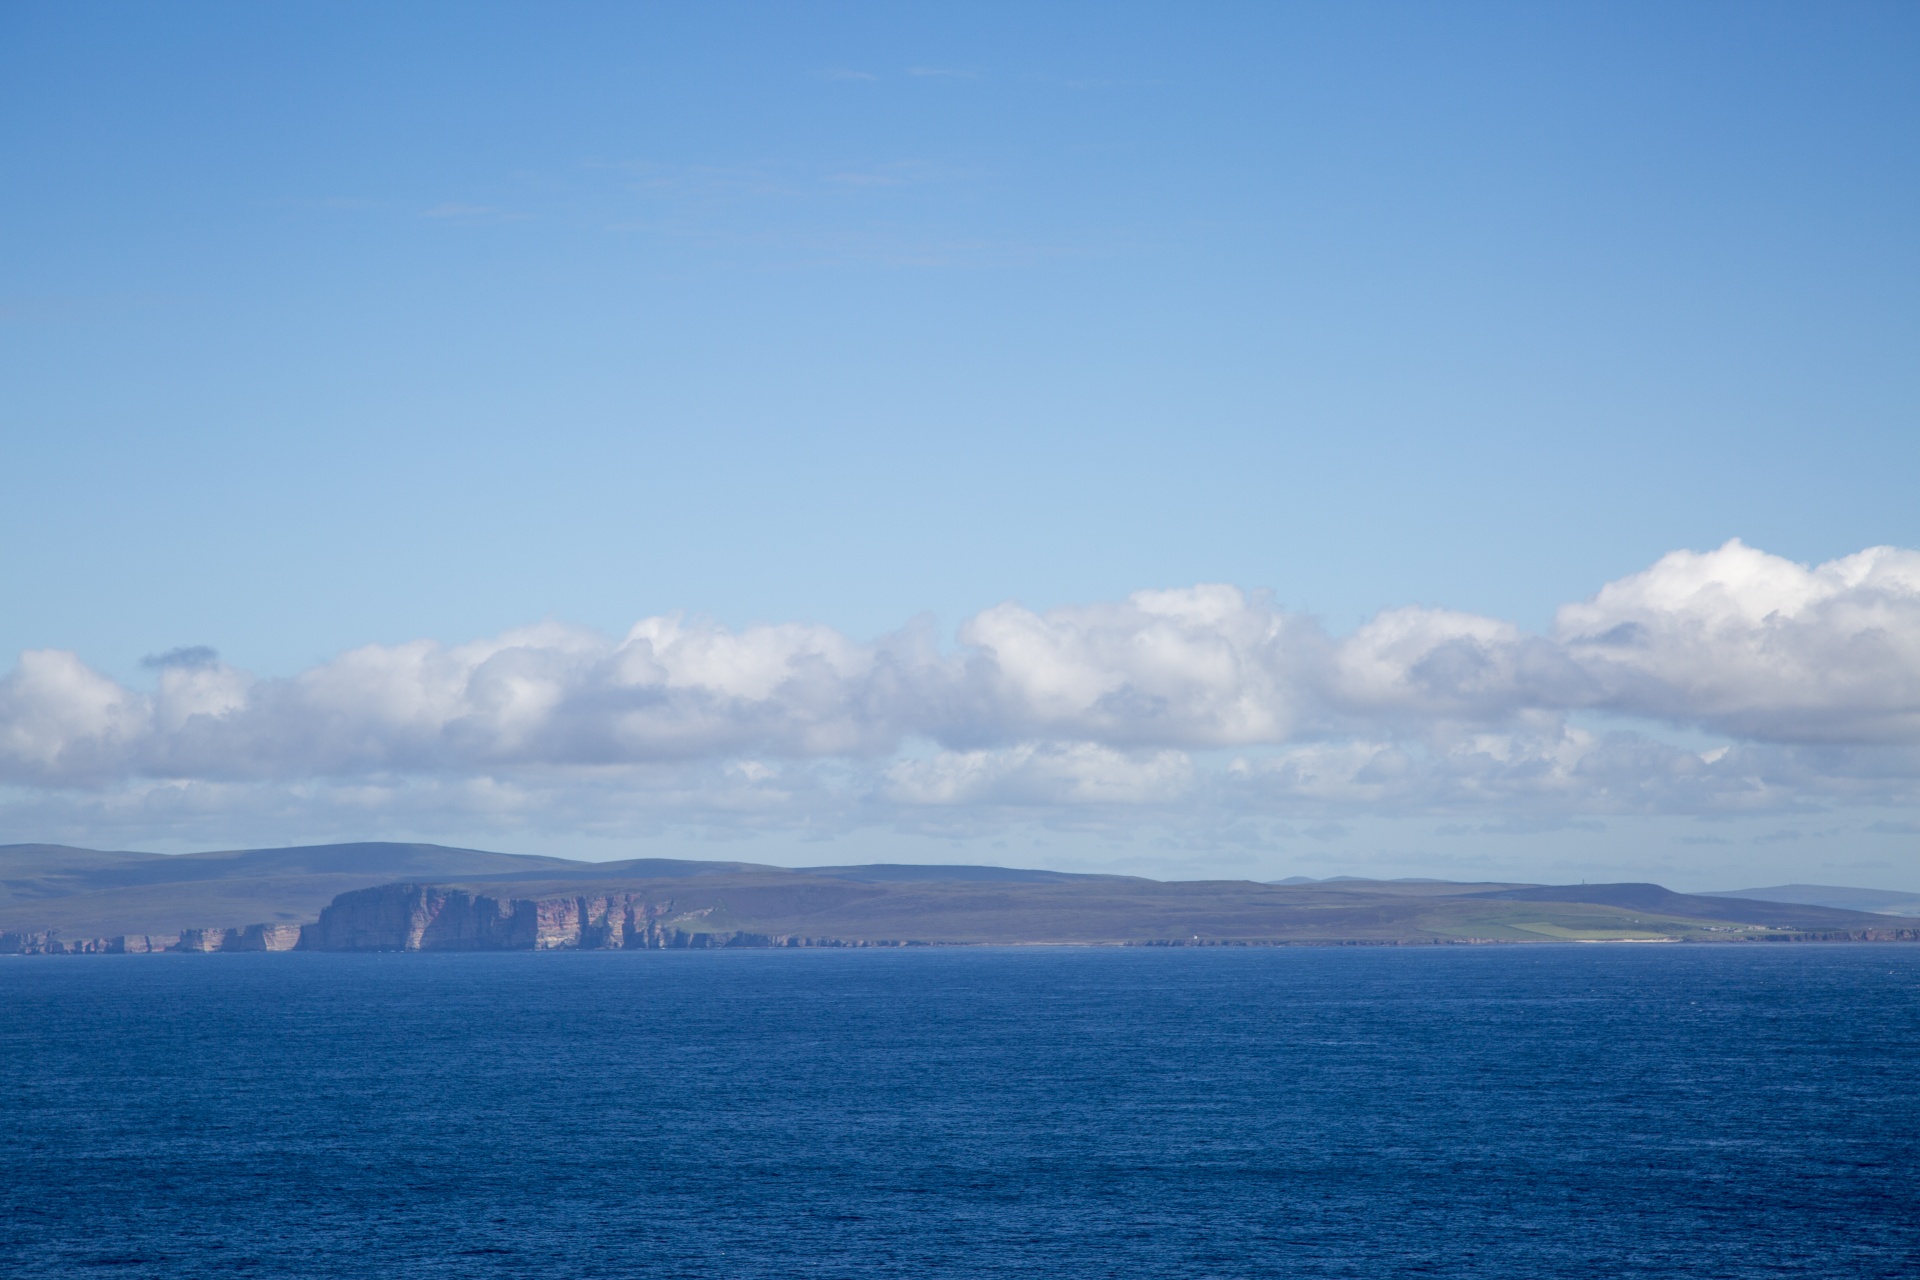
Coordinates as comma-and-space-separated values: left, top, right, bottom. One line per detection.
2, 842, 1915, 953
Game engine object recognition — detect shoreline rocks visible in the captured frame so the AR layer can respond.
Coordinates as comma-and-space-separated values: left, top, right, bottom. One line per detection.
0, 922, 305, 955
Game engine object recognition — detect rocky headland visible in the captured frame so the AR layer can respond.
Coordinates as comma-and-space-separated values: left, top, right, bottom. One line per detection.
4, 842, 1918, 953
302, 882, 929, 951
1, 922, 304, 955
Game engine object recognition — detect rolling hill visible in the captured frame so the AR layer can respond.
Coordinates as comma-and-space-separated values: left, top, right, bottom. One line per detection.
2, 842, 1915, 950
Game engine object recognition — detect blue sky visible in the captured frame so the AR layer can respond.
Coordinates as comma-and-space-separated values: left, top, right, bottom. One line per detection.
3, 3, 1918, 886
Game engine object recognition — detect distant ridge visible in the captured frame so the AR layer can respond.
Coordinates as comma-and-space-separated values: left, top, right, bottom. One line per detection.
0, 841, 576, 936
2, 843, 1917, 951
1704, 884, 1920, 918
799, 864, 1130, 885
1272, 876, 1455, 885
1465, 882, 1887, 931
0, 844, 1137, 936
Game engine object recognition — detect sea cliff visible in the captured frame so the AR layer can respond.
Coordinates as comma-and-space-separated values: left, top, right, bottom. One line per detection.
0, 923, 304, 955
302, 883, 901, 951
7, 851, 1920, 953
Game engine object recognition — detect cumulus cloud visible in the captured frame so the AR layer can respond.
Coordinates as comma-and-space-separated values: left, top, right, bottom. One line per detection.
947, 585, 1320, 746
3, 541, 1919, 837
885, 743, 1194, 808
0, 650, 150, 782
1555, 540, 1920, 743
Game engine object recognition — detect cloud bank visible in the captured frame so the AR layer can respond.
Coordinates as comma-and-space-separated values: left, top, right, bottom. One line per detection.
5, 541, 1919, 843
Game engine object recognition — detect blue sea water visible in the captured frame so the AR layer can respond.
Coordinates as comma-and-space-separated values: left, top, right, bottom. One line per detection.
2, 945, 1917, 1278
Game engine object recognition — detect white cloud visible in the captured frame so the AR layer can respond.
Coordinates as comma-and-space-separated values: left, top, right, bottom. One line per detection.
0, 650, 149, 781
4, 541, 1920, 841
1555, 540, 1920, 743
948, 585, 1319, 747
885, 743, 1194, 807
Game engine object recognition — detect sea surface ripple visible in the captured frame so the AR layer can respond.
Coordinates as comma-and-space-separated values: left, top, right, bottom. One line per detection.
2, 945, 1917, 1277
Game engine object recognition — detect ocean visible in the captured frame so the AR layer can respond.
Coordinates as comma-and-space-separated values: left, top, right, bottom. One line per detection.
2, 945, 1916, 1278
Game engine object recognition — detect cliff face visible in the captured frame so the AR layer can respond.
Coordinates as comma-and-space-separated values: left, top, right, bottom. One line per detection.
0, 923, 304, 955
181, 923, 305, 952
0, 884, 883, 954
11, 867, 1920, 955
301, 883, 898, 952
303, 884, 531, 951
